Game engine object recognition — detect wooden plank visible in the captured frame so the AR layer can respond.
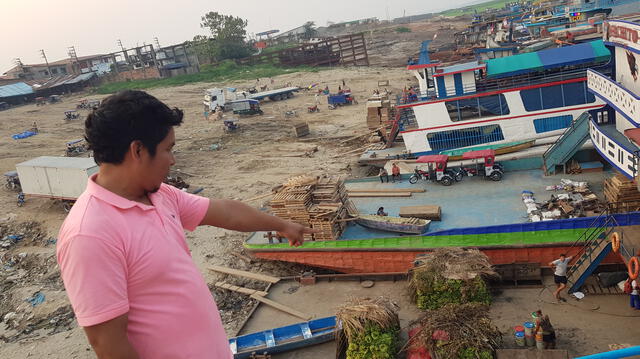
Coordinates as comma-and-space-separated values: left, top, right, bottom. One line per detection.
215, 281, 268, 297
209, 265, 280, 284
348, 192, 412, 198
399, 205, 441, 220
250, 294, 312, 320
348, 188, 425, 193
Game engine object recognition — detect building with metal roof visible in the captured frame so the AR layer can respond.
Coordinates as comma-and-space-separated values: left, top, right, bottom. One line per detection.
0, 82, 35, 105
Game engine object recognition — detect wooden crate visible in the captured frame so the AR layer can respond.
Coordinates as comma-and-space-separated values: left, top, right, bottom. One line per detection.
292, 122, 310, 137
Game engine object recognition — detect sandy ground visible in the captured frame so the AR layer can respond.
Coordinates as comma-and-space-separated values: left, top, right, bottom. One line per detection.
0, 21, 637, 356
0, 66, 412, 358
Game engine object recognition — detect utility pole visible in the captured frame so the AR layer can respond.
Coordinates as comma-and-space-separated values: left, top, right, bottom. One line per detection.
154, 37, 161, 50
118, 39, 131, 69
39, 49, 52, 78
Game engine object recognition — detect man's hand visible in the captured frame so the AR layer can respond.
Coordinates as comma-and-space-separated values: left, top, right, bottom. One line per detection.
277, 222, 316, 247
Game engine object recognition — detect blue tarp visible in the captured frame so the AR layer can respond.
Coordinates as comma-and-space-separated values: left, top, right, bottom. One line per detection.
486, 40, 610, 78
12, 131, 37, 140
0, 82, 33, 98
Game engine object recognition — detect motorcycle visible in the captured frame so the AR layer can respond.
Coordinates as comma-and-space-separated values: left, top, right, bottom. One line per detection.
17, 192, 25, 207
409, 169, 430, 184
307, 105, 320, 113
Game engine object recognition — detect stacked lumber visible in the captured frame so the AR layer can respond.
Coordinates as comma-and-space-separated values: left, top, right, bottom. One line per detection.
604, 173, 640, 203
365, 94, 394, 141
268, 175, 349, 241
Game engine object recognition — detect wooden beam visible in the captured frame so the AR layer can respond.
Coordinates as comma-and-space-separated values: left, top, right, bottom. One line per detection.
245, 192, 274, 202
348, 188, 425, 193
214, 281, 268, 297
349, 192, 412, 197
209, 265, 280, 284
250, 293, 312, 320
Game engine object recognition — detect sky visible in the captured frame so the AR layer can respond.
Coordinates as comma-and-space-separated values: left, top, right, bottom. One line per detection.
0, 0, 475, 74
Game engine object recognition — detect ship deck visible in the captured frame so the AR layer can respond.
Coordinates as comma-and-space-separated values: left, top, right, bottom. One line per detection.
342, 169, 611, 238
598, 124, 640, 152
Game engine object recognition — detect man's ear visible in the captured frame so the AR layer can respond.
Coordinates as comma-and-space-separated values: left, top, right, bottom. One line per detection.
129, 140, 144, 161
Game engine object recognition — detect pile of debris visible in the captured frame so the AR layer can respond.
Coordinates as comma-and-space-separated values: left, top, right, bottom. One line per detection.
409, 248, 495, 310
406, 303, 502, 359
0, 221, 74, 343
164, 175, 190, 190
268, 175, 350, 241
522, 179, 603, 221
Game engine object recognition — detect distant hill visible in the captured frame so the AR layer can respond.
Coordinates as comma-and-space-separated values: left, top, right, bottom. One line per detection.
439, 0, 515, 17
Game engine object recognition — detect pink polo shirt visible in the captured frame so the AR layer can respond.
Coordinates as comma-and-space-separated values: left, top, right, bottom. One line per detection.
57, 174, 232, 359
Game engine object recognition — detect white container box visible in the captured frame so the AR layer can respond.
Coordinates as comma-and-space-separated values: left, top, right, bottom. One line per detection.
16, 156, 98, 200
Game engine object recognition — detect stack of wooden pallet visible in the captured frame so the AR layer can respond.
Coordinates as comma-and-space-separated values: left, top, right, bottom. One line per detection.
268, 175, 349, 241
603, 173, 640, 204
292, 122, 309, 137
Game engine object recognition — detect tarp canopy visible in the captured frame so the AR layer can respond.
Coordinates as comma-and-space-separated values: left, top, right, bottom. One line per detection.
462, 149, 495, 159
0, 82, 33, 98
417, 155, 449, 163
486, 40, 610, 78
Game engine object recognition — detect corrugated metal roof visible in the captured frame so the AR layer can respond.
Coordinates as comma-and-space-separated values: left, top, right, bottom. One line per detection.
16, 156, 98, 170
0, 82, 34, 97
64, 72, 96, 84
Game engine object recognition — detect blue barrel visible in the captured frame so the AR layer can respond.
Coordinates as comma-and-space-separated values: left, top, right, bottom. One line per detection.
524, 321, 535, 336
515, 331, 525, 347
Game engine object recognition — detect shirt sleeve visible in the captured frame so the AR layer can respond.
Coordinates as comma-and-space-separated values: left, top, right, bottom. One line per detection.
168, 185, 210, 231
552, 260, 559, 265
57, 233, 129, 327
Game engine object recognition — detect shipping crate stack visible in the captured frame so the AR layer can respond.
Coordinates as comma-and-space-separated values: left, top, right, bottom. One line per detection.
366, 94, 394, 141
268, 175, 350, 241
603, 173, 640, 209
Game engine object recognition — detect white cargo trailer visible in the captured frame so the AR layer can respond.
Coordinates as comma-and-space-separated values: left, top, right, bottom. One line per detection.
16, 156, 98, 202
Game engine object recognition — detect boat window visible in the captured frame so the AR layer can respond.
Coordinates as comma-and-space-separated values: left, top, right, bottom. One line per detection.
533, 115, 573, 133
426, 124, 505, 151
445, 94, 509, 122
520, 82, 595, 112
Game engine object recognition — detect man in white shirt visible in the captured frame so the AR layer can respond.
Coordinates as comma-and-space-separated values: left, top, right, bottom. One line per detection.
549, 253, 572, 302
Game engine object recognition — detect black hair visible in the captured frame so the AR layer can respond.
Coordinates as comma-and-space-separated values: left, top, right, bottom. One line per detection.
378, 207, 384, 211
559, 253, 566, 257
85, 90, 183, 164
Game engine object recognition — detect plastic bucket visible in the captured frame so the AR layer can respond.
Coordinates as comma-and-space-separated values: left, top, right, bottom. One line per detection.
535, 332, 544, 350
514, 325, 524, 334
524, 322, 534, 336
515, 331, 525, 347
525, 334, 535, 347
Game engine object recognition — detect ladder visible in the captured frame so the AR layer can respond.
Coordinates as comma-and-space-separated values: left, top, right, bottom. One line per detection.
566, 211, 631, 293
542, 111, 591, 175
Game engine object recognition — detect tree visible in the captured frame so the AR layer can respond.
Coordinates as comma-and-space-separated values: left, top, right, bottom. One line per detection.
196, 11, 253, 61
302, 21, 318, 40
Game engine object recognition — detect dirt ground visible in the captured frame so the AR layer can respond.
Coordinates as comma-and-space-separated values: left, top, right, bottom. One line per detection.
0, 65, 415, 358
0, 24, 637, 356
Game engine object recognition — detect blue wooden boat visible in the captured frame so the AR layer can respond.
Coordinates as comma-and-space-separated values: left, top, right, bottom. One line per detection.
229, 316, 337, 358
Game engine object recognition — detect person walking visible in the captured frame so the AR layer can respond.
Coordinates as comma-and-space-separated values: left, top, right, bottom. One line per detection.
630, 278, 640, 310
550, 253, 572, 302
379, 167, 389, 183
57, 90, 314, 359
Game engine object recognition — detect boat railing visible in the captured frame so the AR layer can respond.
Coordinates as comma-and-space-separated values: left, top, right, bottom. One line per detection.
401, 63, 612, 105
566, 208, 617, 260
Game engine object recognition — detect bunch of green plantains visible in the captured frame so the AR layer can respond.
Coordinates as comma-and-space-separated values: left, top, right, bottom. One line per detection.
336, 297, 400, 359
409, 248, 496, 310
406, 303, 502, 359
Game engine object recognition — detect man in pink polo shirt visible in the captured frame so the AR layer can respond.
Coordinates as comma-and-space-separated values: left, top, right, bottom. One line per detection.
57, 90, 313, 359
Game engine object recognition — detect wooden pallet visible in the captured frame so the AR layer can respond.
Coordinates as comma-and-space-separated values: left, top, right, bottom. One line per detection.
604, 174, 640, 203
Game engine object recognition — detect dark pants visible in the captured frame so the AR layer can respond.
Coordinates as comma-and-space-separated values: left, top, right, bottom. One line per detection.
631, 294, 640, 309
379, 175, 389, 183
391, 174, 401, 182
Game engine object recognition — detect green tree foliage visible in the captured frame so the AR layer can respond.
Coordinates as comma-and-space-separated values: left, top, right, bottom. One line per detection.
192, 11, 254, 62
302, 21, 318, 39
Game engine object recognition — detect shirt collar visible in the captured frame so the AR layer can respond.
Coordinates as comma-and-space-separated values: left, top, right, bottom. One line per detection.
86, 173, 156, 211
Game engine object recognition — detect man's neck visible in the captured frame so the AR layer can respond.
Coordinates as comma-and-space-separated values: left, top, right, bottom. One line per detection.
95, 165, 150, 204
